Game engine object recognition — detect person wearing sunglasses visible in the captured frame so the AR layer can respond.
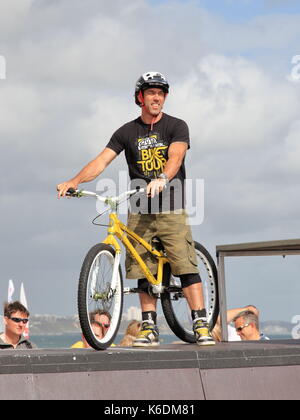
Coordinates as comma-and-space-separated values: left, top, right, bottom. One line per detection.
233, 310, 270, 341
0, 301, 37, 349
90, 309, 111, 336
89, 309, 116, 347
212, 305, 269, 341
211, 305, 267, 342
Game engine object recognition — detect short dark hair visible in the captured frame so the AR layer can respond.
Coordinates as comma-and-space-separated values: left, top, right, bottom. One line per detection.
4, 301, 30, 318
90, 309, 111, 322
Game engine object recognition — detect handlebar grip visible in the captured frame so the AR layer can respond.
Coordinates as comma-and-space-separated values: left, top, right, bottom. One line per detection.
66, 188, 78, 197
67, 188, 76, 194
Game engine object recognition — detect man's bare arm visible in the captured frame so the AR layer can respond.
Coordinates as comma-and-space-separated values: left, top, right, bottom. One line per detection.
163, 142, 188, 181
57, 148, 117, 197
216, 305, 259, 327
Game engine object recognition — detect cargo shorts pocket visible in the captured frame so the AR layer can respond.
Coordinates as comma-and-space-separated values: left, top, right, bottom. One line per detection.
186, 233, 198, 267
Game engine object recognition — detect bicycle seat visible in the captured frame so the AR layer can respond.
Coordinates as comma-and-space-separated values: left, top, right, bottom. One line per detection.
151, 236, 165, 252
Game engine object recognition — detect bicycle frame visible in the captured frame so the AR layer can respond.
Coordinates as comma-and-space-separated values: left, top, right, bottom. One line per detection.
69, 187, 219, 349
102, 212, 168, 287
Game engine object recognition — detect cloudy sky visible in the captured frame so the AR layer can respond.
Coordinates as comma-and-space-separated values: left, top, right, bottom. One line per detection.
1, 0, 300, 322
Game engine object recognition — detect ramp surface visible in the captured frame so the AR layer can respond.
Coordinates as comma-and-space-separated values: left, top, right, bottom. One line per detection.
1, 340, 300, 400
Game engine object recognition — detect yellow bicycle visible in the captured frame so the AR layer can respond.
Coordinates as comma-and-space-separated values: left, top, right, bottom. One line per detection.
66, 187, 219, 350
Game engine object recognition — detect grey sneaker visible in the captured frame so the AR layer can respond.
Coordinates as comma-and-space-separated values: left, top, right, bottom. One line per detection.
193, 318, 215, 346
132, 321, 160, 347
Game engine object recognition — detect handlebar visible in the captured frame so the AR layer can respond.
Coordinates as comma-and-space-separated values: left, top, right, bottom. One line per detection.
66, 188, 99, 199
66, 187, 145, 205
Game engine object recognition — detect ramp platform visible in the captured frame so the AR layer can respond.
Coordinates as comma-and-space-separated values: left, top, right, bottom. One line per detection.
1, 340, 300, 400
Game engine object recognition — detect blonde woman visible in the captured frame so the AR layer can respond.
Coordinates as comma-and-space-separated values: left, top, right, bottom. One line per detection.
119, 320, 141, 347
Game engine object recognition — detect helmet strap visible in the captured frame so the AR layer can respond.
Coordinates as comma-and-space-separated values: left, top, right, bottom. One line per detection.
137, 91, 144, 107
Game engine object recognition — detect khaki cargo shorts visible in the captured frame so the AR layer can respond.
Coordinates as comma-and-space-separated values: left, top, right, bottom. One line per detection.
125, 211, 199, 279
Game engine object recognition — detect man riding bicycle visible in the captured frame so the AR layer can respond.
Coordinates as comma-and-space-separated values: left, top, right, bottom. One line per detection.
57, 71, 215, 347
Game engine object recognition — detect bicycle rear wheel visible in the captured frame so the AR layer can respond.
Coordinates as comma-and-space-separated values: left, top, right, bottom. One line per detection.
78, 243, 123, 350
161, 241, 219, 343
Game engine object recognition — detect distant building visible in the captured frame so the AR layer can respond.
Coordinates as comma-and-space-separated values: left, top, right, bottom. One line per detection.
125, 306, 142, 321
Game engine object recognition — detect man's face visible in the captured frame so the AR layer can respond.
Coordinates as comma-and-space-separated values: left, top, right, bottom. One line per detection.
82, 322, 104, 348
5, 311, 28, 337
234, 317, 255, 341
94, 313, 110, 336
142, 88, 166, 116
92, 323, 104, 340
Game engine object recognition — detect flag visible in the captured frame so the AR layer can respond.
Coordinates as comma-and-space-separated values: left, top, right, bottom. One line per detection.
20, 282, 29, 339
8, 279, 15, 303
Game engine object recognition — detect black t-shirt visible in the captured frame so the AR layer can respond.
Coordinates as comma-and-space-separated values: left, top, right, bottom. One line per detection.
106, 113, 190, 213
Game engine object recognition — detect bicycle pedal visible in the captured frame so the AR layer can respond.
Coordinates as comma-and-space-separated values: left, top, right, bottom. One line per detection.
123, 287, 141, 294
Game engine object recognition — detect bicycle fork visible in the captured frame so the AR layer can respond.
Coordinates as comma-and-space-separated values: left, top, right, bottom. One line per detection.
111, 251, 121, 291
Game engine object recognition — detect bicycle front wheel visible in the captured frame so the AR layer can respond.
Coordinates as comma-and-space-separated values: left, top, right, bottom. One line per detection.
161, 241, 219, 343
78, 243, 123, 350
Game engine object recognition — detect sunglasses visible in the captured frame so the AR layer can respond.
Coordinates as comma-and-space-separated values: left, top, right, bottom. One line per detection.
236, 323, 250, 333
94, 321, 110, 329
10, 317, 29, 324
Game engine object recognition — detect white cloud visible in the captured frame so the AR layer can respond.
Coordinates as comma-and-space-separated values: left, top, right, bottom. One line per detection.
0, 83, 45, 143
164, 53, 300, 242
0, 0, 33, 40
280, 120, 300, 174
77, 94, 137, 155
168, 54, 300, 153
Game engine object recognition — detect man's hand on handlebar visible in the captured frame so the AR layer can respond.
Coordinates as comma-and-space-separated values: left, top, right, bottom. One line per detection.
56, 181, 78, 198
147, 178, 167, 198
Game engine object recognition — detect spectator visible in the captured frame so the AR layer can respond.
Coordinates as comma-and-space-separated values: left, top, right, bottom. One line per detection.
90, 310, 117, 347
0, 301, 37, 349
233, 310, 270, 341
212, 305, 259, 342
91, 309, 111, 337
119, 320, 141, 347
71, 321, 104, 349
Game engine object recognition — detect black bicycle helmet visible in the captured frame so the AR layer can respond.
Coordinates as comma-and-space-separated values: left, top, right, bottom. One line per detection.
135, 71, 169, 106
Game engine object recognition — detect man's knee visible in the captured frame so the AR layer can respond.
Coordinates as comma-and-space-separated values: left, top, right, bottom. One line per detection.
180, 273, 202, 288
